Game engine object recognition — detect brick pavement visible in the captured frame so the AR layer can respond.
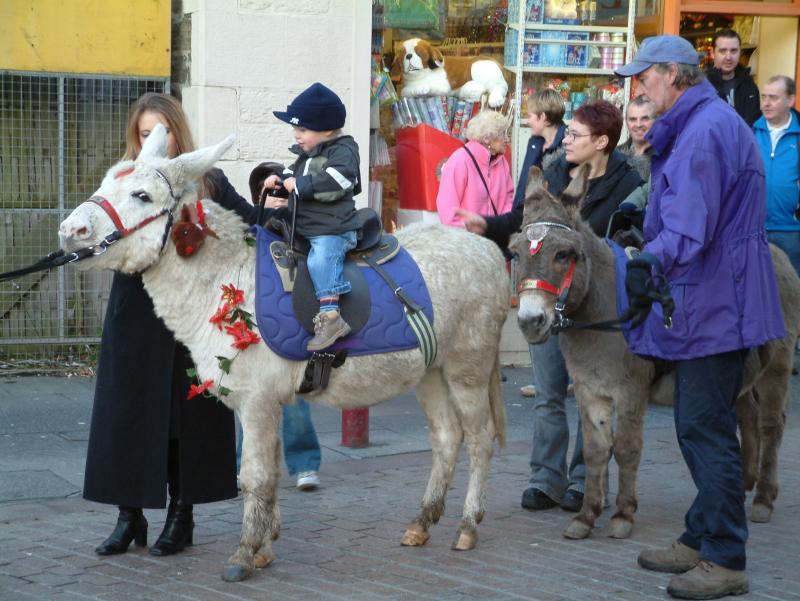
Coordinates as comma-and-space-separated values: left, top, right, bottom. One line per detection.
1, 374, 799, 600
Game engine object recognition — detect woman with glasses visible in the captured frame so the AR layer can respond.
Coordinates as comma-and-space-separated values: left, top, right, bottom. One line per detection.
458, 99, 642, 515
459, 99, 642, 246
436, 110, 515, 228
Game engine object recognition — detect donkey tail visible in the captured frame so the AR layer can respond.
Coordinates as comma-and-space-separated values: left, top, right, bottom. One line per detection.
490, 355, 506, 448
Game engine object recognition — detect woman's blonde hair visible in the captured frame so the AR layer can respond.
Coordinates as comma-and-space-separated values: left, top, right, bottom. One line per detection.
465, 110, 509, 144
527, 89, 565, 126
123, 93, 213, 195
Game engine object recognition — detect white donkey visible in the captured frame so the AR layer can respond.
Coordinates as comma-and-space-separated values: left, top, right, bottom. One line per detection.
59, 125, 510, 582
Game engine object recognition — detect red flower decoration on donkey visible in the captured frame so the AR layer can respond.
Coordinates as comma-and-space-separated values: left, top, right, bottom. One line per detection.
221, 283, 245, 306
189, 282, 259, 399
225, 320, 261, 350
187, 379, 214, 400
209, 302, 232, 330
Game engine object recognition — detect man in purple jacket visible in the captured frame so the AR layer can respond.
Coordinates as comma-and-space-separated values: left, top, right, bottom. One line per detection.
616, 36, 785, 600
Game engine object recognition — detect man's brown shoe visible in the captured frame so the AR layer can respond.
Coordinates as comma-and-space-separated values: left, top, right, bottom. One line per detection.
307, 311, 351, 351
667, 560, 748, 600
638, 540, 701, 574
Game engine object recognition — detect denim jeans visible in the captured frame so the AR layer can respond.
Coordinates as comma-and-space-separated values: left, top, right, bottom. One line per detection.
767, 230, 800, 277
528, 335, 585, 502
236, 398, 321, 476
307, 231, 358, 299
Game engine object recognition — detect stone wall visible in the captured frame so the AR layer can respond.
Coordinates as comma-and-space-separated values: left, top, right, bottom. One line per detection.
177, 0, 371, 202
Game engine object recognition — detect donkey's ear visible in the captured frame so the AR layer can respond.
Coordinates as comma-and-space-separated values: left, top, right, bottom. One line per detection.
522, 166, 551, 218
138, 124, 168, 161
524, 166, 547, 199
561, 163, 590, 218
169, 134, 236, 184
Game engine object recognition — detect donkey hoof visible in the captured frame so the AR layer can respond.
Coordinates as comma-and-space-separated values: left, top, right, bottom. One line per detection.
608, 517, 633, 539
222, 564, 253, 582
563, 518, 592, 540
401, 524, 430, 547
451, 530, 477, 551
254, 551, 274, 569
749, 503, 773, 523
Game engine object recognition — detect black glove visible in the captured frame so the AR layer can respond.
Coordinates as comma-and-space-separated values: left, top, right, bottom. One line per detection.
625, 258, 654, 328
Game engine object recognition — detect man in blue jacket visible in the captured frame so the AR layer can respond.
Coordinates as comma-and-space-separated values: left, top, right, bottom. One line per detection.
616, 36, 785, 600
753, 75, 800, 276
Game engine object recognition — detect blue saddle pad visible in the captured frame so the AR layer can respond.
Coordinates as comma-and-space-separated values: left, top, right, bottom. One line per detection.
606, 238, 632, 342
253, 226, 434, 361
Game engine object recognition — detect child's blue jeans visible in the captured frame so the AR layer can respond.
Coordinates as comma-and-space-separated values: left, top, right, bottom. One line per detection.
307, 231, 358, 299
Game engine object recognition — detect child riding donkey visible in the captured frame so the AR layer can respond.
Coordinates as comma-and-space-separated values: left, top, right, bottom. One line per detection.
264, 82, 361, 351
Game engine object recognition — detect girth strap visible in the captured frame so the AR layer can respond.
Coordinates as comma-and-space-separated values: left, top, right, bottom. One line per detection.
360, 252, 437, 367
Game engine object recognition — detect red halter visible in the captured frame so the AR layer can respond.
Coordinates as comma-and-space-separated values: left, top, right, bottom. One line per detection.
88, 196, 170, 238
518, 259, 576, 302
87, 167, 178, 244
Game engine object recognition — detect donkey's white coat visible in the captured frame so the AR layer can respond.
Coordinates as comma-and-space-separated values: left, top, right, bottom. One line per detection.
59, 126, 510, 582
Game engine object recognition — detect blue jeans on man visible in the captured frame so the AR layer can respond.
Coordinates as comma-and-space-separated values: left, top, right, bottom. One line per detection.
674, 350, 748, 570
307, 232, 358, 298
236, 398, 320, 478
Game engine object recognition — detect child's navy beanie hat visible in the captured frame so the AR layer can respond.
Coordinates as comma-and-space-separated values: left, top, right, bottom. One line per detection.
273, 82, 346, 131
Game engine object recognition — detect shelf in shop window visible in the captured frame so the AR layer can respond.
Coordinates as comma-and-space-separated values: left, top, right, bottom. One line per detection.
507, 23, 629, 34
504, 65, 619, 75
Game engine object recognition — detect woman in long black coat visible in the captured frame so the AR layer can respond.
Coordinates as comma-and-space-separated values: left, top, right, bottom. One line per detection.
85, 93, 268, 557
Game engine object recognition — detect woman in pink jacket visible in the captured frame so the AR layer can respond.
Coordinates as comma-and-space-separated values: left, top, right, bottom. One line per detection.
436, 110, 515, 227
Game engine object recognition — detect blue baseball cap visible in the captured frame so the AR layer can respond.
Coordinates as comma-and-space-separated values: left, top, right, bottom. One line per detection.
273, 82, 346, 131
615, 35, 700, 77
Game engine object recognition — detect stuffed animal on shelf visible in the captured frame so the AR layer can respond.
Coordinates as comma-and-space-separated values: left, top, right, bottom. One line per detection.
171, 202, 218, 258
390, 38, 509, 108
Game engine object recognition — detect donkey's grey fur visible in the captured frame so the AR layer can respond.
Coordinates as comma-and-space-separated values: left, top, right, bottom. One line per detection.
58, 126, 510, 581
511, 165, 799, 539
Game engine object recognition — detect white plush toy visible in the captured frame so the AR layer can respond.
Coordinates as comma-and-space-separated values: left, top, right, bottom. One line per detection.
390, 38, 509, 108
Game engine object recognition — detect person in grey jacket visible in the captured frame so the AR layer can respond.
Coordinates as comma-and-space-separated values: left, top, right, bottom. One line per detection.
265, 82, 362, 352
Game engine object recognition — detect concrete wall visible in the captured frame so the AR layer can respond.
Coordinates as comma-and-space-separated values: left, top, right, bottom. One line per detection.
178, 0, 371, 203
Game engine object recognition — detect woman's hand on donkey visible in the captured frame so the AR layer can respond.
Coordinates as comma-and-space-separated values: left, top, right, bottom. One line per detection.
455, 209, 487, 235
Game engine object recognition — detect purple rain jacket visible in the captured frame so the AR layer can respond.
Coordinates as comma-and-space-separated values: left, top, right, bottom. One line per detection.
627, 80, 785, 360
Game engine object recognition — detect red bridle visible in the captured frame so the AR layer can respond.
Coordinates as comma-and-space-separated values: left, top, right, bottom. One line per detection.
88, 196, 170, 238
87, 166, 179, 249
518, 259, 577, 309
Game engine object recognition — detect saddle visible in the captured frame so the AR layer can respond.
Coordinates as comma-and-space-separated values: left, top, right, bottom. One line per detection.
265, 207, 401, 334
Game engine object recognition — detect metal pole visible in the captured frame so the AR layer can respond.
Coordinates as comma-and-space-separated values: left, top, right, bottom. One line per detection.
57, 76, 66, 340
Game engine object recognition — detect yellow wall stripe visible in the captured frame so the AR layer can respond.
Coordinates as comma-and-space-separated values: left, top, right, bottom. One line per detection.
1, 0, 171, 77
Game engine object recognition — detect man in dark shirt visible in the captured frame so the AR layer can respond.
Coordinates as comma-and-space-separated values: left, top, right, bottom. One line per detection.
705, 28, 761, 126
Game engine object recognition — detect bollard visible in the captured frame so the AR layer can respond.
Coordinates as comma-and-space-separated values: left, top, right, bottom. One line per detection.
341, 408, 369, 448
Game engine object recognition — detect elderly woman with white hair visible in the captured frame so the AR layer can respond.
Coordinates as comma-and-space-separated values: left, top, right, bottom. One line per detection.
436, 110, 514, 227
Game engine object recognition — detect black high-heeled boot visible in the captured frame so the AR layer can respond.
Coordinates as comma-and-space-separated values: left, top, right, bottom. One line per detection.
95, 507, 148, 555
149, 500, 194, 556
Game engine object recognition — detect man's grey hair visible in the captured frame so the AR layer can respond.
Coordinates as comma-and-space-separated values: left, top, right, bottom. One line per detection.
653, 63, 705, 89
768, 75, 796, 97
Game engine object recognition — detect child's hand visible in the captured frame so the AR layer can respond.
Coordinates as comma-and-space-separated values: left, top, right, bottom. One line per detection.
263, 174, 283, 191
265, 196, 288, 209
282, 177, 297, 193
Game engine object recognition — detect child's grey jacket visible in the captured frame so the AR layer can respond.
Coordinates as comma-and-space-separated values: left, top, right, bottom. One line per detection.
284, 135, 362, 237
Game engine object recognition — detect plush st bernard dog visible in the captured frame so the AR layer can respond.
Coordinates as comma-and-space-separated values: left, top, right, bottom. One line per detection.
390, 38, 509, 108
